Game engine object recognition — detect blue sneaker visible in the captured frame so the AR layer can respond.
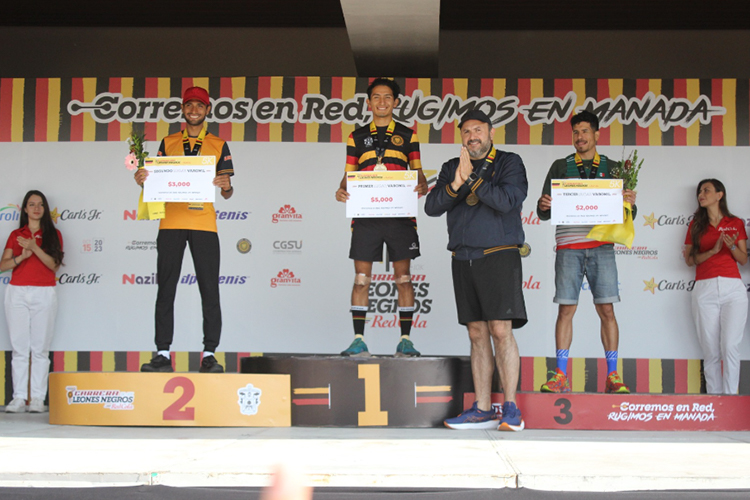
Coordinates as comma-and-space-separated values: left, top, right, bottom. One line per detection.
340, 338, 371, 357
395, 338, 420, 357
444, 402, 499, 430
498, 401, 525, 432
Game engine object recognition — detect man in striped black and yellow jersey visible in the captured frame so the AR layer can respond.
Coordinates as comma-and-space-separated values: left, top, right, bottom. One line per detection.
134, 86, 235, 374
334, 78, 427, 358
537, 110, 637, 394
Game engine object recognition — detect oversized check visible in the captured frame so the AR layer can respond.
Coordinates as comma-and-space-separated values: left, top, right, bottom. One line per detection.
346, 171, 418, 218
142, 156, 216, 203
550, 179, 623, 225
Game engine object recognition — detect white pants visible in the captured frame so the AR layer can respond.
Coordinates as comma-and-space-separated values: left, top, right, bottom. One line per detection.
4, 285, 57, 401
691, 277, 748, 394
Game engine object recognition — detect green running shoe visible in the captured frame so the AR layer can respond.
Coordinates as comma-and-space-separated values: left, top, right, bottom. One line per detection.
340, 338, 371, 357
395, 338, 420, 357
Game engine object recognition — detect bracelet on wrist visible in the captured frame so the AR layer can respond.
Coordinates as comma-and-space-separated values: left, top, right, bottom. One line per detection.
222, 186, 233, 193
12, 255, 18, 266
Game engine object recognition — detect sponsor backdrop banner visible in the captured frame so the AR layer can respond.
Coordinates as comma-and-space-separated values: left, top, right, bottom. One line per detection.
1, 77, 749, 368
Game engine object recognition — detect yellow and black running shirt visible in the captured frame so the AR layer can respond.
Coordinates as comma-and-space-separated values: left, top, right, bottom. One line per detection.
345, 120, 422, 172
156, 131, 234, 232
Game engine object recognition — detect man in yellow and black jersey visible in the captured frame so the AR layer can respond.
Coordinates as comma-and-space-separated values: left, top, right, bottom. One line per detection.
335, 78, 427, 358
134, 86, 235, 374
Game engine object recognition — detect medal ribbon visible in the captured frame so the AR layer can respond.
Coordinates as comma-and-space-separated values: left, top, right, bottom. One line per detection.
574, 152, 600, 179
465, 147, 497, 205
182, 127, 209, 210
369, 120, 396, 163
473, 146, 497, 179
182, 127, 207, 156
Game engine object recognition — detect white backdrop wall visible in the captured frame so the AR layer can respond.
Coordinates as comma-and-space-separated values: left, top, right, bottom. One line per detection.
1, 142, 749, 360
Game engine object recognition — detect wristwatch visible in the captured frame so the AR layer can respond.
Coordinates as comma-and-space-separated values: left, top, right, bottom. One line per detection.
467, 172, 478, 184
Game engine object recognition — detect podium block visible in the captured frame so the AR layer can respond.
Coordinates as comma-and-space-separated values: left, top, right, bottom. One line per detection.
242, 356, 463, 427
464, 392, 750, 431
49, 372, 290, 427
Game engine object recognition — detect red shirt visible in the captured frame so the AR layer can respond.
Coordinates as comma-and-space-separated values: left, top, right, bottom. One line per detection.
685, 217, 747, 281
4, 226, 63, 287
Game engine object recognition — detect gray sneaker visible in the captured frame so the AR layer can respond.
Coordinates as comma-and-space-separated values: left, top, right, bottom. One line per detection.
29, 399, 47, 413
5, 398, 27, 413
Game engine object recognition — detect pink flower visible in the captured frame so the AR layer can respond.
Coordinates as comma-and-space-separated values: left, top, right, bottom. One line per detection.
125, 152, 138, 171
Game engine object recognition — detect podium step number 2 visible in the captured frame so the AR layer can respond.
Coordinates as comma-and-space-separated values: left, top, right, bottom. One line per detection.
49, 372, 291, 427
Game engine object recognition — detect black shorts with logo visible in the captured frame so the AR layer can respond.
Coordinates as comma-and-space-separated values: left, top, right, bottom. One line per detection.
349, 217, 420, 262
451, 249, 527, 328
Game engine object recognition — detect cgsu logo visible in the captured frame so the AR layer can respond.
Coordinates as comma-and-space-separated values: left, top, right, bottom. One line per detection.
272, 205, 302, 223
273, 240, 302, 253
271, 269, 301, 288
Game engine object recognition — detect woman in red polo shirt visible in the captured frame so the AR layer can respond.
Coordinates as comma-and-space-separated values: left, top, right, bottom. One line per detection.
684, 179, 747, 394
1, 191, 64, 413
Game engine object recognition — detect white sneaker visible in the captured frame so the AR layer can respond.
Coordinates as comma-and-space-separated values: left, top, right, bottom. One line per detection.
28, 399, 47, 413
5, 398, 27, 413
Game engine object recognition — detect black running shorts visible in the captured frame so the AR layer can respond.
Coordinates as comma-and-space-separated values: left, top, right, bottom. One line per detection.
349, 217, 420, 262
451, 249, 528, 328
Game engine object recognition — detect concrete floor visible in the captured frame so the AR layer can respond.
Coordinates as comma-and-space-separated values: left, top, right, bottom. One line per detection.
1, 411, 749, 492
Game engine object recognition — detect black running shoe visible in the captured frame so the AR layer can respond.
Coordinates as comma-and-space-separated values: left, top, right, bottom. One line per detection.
200, 355, 224, 373
141, 354, 174, 372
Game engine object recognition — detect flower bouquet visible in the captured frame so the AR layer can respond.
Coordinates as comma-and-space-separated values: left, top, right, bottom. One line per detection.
125, 128, 164, 220
587, 149, 645, 249
610, 149, 643, 192
125, 129, 149, 171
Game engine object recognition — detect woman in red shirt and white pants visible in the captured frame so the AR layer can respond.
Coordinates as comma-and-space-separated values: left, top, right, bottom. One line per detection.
1, 191, 64, 413
684, 179, 747, 394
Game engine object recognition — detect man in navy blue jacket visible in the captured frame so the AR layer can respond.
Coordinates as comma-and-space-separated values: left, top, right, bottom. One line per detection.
425, 109, 528, 432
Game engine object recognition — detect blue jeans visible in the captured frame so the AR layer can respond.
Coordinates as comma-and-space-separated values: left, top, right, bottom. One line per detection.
554, 244, 620, 305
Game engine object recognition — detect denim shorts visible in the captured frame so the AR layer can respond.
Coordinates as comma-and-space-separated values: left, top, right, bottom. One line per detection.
554, 244, 620, 305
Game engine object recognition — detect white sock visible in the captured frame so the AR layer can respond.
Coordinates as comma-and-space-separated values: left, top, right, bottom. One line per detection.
203, 351, 215, 358
158, 350, 171, 360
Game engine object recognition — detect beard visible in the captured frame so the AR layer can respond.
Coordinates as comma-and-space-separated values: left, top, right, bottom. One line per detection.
466, 138, 492, 159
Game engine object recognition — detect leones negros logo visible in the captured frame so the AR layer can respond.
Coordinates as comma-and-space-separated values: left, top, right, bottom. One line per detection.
237, 383, 262, 415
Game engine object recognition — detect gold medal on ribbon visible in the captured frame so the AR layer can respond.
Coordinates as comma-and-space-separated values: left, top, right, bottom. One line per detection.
374, 158, 387, 171
466, 193, 479, 206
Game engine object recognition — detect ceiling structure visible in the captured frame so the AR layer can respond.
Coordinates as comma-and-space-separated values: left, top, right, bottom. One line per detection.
5, 0, 749, 77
